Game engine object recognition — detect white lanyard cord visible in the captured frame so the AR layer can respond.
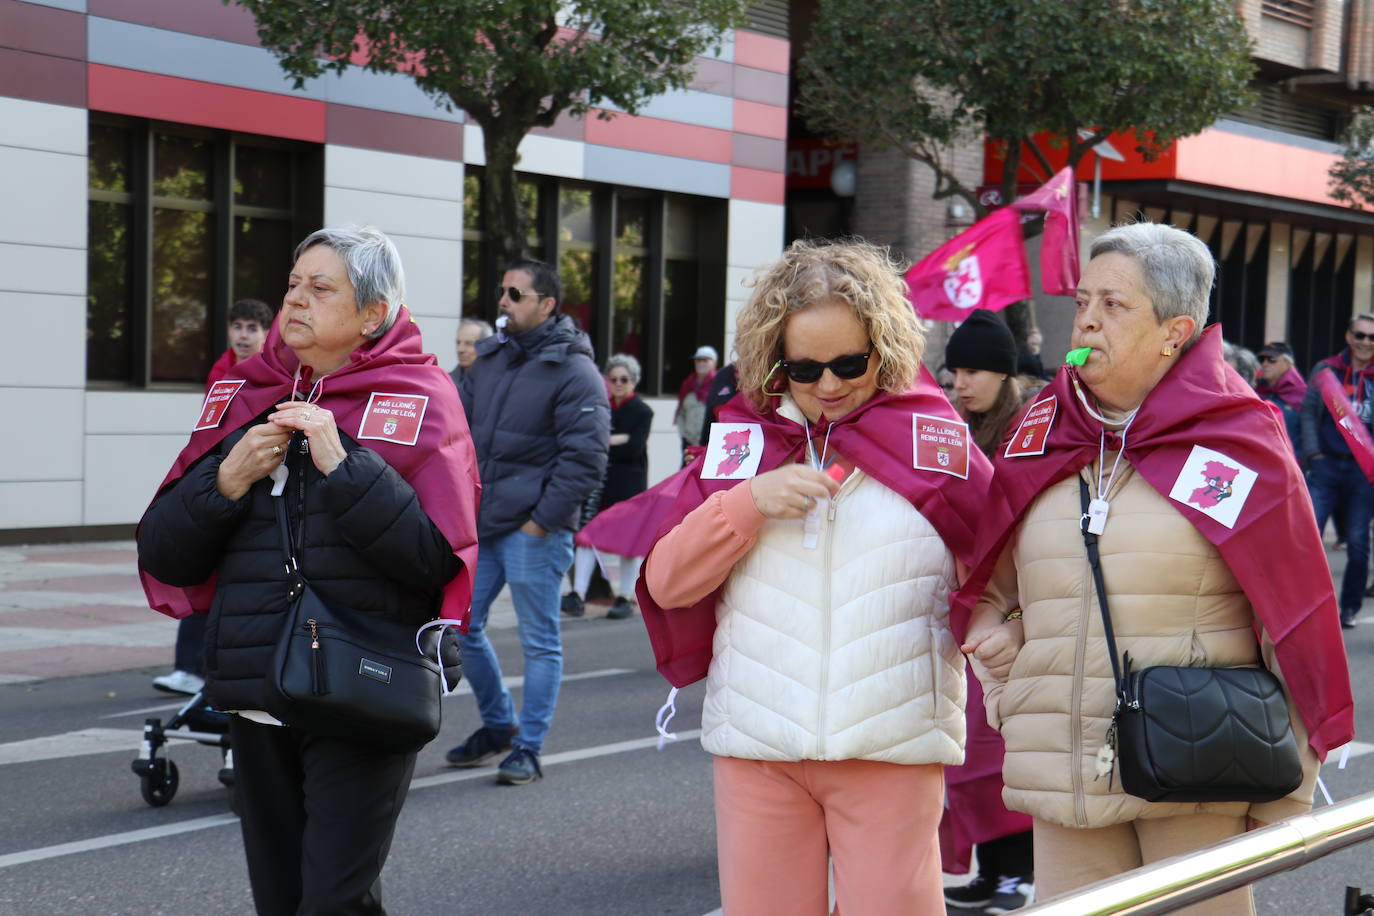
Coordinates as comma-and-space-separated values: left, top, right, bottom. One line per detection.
806, 422, 835, 471
1096, 426, 1129, 503
291, 367, 325, 404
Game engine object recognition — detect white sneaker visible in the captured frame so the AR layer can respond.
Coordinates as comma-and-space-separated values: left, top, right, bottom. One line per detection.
152, 670, 205, 696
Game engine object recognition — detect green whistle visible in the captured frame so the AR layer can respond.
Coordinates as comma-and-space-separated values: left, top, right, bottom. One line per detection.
1065, 347, 1092, 367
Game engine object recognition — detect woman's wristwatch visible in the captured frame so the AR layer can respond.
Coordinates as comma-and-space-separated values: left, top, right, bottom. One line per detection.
1004, 609, 1023, 621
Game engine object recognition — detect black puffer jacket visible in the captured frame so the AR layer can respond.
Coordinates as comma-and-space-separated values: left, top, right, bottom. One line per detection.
461, 314, 610, 539
138, 423, 460, 711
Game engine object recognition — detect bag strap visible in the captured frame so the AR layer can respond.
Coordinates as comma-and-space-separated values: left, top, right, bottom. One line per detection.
273, 485, 300, 579
1079, 476, 1124, 686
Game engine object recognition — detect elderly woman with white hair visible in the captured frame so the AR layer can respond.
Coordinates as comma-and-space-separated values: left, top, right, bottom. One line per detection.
137, 225, 479, 915
958, 222, 1353, 913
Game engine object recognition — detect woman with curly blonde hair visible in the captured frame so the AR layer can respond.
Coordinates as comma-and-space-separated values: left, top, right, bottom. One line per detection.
638, 238, 994, 914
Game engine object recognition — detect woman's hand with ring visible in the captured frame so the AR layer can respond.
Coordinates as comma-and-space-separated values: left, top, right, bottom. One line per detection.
217, 423, 292, 500
271, 400, 347, 476
748, 464, 840, 520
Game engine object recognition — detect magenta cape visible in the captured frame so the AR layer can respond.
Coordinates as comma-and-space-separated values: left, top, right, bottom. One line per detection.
138, 306, 481, 627
1256, 365, 1307, 410
635, 369, 994, 688
574, 469, 690, 556
1313, 367, 1374, 485
954, 326, 1354, 758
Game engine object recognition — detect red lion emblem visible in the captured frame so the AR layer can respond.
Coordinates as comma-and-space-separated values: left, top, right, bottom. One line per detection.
716, 428, 752, 476
1189, 459, 1239, 509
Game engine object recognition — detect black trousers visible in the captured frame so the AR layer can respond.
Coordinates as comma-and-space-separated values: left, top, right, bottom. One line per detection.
228, 717, 418, 916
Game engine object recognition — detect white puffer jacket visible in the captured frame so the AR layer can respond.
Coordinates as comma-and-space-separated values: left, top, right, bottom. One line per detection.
701, 466, 967, 764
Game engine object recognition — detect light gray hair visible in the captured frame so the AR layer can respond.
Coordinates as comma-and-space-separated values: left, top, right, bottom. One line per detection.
294, 225, 405, 338
458, 317, 494, 339
1089, 222, 1214, 346
605, 352, 642, 385
1223, 340, 1258, 384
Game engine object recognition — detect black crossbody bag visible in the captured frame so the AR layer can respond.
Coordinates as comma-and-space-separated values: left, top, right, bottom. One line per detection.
263, 487, 452, 753
1078, 478, 1302, 804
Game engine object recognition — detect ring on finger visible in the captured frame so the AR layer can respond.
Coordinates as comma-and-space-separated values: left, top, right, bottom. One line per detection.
271, 444, 283, 458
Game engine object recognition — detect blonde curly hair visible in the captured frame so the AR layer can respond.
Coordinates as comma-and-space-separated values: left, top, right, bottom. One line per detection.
736, 238, 925, 411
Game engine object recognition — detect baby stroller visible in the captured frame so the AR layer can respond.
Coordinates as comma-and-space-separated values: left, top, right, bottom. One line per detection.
130, 689, 236, 811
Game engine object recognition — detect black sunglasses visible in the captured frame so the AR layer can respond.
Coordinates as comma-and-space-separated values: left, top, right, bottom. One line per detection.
495, 285, 537, 303
1353, 331, 1374, 342
778, 349, 874, 384
1259, 355, 1283, 364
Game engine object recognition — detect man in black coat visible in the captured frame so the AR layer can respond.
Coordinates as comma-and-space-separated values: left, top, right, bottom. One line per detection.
446, 257, 610, 784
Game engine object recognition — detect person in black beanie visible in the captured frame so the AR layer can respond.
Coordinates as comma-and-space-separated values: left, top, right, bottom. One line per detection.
941, 308, 1037, 911
944, 309, 1023, 455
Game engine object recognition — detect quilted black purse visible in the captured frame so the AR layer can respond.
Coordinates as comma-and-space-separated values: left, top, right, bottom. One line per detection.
263, 491, 457, 753
1079, 479, 1302, 804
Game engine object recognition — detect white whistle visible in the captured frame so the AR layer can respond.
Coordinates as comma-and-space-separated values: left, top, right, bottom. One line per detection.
270, 463, 289, 497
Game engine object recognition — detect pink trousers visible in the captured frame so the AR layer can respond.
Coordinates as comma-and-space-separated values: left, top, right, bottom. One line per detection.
712, 756, 945, 916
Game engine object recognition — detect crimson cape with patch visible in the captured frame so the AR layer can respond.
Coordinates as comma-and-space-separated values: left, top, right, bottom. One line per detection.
636, 369, 993, 688
138, 306, 481, 626
954, 326, 1354, 758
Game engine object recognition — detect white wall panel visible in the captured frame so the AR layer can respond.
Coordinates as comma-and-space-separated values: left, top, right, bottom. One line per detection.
323, 188, 463, 242
462, 126, 587, 180
0, 481, 83, 529
0, 97, 86, 154
0, 387, 84, 480
0, 243, 86, 297
726, 200, 785, 270
325, 146, 464, 201
83, 434, 189, 525
0, 147, 85, 248
0, 291, 85, 388
84, 391, 207, 436
387, 234, 462, 319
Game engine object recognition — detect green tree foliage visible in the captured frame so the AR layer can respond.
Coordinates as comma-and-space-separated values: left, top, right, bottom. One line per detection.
800, 0, 1256, 218
1331, 106, 1374, 210
235, 0, 745, 281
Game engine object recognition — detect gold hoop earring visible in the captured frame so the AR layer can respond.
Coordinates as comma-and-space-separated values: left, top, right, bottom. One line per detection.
762, 360, 785, 398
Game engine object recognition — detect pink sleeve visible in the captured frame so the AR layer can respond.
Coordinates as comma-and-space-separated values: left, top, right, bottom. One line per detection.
644, 481, 767, 609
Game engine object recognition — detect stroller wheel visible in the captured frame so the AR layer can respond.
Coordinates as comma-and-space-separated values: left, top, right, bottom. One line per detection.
139, 758, 180, 807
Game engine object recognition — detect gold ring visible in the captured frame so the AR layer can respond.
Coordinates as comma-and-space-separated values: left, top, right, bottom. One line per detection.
272, 445, 283, 457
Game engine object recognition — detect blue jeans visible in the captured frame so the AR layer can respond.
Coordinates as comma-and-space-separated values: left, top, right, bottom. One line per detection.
1309, 454, 1374, 611
458, 528, 573, 754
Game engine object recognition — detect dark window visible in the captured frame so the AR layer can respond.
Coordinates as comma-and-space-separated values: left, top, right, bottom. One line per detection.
85, 116, 322, 387
462, 168, 725, 395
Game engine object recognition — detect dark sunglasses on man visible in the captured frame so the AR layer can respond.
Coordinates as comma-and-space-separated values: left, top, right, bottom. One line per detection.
495, 285, 537, 303
777, 349, 873, 384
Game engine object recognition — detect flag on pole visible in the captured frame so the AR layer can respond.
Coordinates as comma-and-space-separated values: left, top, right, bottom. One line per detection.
1011, 166, 1080, 296
905, 208, 1032, 321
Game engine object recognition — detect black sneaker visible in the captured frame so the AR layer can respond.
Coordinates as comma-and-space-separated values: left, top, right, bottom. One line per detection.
606, 596, 634, 619
444, 726, 516, 767
561, 592, 585, 617
496, 746, 543, 785
944, 873, 995, 909
985, 876, 1034, 914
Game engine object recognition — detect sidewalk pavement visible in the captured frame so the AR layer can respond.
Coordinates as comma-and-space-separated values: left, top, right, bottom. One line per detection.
0, 540, 519, 686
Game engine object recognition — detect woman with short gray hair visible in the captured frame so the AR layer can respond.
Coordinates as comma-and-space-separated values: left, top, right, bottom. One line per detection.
960, 222, 1352, 911
293, 224, 406, 339
563, 353, 655, 619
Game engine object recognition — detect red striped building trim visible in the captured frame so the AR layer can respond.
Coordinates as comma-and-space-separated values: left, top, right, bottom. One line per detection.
733, 31, 789, 75
88, 65, 324, 142
733, 99, 787, 140
731, 165, 785, 204
585, 111, 732, 163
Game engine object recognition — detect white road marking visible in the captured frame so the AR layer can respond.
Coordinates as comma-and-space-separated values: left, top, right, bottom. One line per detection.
0, 728, 703, 871
0, 728, 144, 765
0, 623, 173, 650
0, 815, 240, 870
98, 668, 636, 719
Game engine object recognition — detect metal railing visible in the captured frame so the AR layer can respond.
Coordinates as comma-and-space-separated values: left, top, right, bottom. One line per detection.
1021, 791, 1374, 915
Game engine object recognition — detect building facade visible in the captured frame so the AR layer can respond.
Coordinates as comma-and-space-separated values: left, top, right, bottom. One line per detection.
1, 0, 788, 537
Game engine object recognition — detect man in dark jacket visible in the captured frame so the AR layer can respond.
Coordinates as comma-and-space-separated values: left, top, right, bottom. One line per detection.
447, 257, 610, 784
1301, 313, 1374, 628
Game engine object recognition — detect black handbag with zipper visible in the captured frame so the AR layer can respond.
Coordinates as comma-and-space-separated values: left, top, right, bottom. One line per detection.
1079, 478, 1303, 804
263, 476, 450, 753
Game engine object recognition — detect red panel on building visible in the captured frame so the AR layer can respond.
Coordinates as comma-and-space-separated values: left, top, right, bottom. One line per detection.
732, 165, 785, 204
586, 111, 732, 162
88, 65, 325, 142
982, 132, 1178, 185
733, 30, 790, 74
733, 99, 787, 140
